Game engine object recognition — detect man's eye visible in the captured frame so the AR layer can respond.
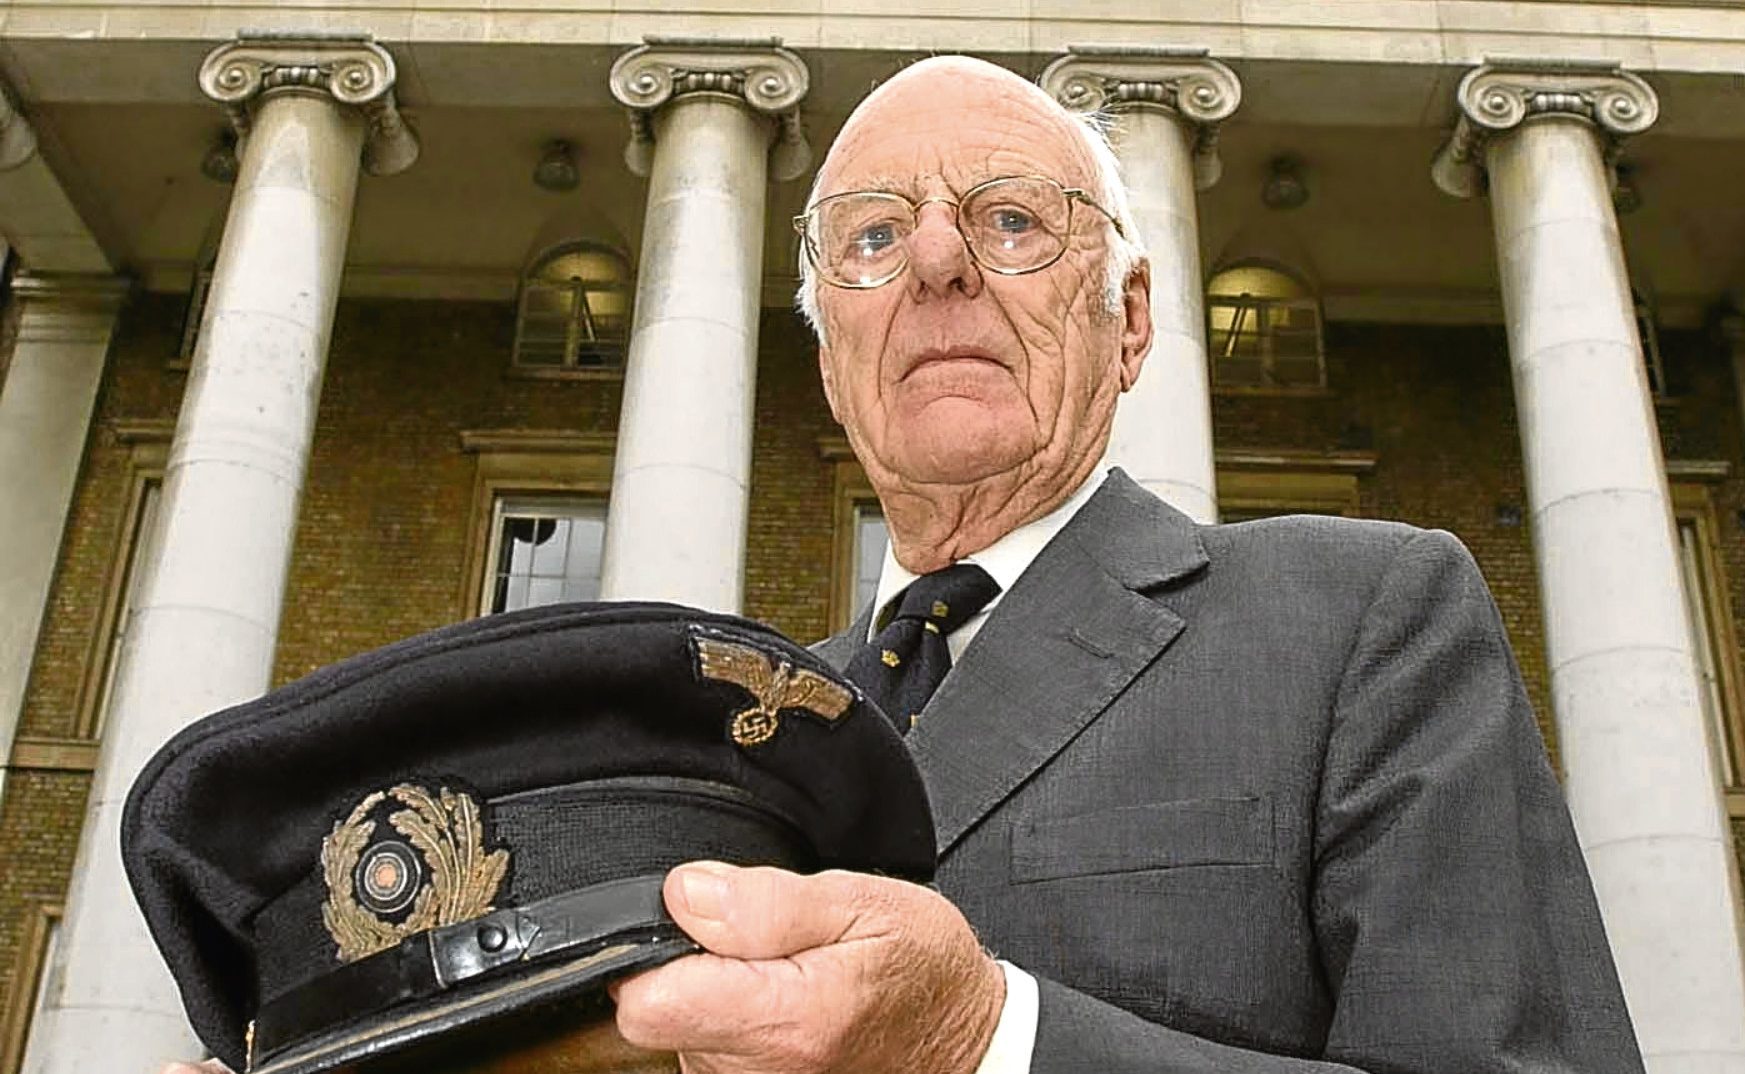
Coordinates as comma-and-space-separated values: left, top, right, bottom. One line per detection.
991, 208, 1035, 234
854, 223, 898, 253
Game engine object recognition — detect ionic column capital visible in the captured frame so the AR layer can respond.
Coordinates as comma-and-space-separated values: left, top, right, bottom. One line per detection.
1039, 46, 1241, 190
198, 33, 418, 176
609, 36, 811, 180
1432, 58, 1658, 199
0, 84, 38, 172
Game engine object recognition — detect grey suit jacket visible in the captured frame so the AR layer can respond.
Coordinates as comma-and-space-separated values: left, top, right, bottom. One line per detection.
814, 470, 1642, 1072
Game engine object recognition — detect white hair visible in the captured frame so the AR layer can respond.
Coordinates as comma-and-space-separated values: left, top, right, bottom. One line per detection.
794, 77, 1147, 345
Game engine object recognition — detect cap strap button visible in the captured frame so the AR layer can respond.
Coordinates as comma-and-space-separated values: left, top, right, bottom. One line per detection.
477, 923, 508, 953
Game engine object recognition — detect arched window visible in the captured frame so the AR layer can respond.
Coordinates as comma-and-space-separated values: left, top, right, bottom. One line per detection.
1205, 262, 1325, 389
513, 242, 634, 370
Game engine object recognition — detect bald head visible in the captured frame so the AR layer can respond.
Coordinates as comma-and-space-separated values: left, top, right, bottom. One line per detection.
818, 57, 1098, 193
797, 56, 1142, 336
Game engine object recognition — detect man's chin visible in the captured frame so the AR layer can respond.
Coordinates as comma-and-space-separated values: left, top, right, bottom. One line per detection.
882, 426, 1032, 487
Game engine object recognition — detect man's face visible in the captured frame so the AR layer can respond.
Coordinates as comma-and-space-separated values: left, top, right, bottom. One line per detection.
812, 60, 1149, 491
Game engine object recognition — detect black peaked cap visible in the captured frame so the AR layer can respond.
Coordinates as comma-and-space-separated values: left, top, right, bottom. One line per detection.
122, 601, 935, 1074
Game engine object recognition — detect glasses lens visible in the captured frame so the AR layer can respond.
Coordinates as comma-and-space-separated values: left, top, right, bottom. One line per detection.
959, 177, 1070, 273
809, 193, 913, 287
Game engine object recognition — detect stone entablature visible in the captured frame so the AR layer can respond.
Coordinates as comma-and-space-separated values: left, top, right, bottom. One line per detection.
10, 2, 1745, 90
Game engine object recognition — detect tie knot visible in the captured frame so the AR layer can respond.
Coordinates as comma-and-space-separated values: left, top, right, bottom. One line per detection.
890, 563, 1000, 635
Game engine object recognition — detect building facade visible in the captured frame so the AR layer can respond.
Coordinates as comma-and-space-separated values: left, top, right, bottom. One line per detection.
1, 2, 1745, 1071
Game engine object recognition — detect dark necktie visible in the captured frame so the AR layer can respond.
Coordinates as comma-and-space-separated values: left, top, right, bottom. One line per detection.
844, 563, 1000, 734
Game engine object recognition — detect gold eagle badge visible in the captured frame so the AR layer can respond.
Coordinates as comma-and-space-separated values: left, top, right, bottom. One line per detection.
694, 636, 854, 746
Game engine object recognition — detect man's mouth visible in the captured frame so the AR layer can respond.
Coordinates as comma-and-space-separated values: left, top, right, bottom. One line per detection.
900, 347, 1005, 381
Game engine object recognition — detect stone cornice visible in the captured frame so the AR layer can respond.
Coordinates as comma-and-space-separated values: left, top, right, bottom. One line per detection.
1432, 58, 1658, 199
197, 33, 419, 177
0, 84, 38, 172
1040, 46, 1241, 190
609, 36, 811, 180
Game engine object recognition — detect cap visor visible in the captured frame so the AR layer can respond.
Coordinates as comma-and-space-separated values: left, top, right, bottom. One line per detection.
252, 933, 697, 1074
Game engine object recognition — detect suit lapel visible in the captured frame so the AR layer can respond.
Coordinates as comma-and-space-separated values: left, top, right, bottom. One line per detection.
908, 471, 1209, 856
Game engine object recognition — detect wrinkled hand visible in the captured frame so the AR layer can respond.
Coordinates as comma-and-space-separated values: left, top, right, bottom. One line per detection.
614, 861, 1005, 1074
158, 1063, 227, 1074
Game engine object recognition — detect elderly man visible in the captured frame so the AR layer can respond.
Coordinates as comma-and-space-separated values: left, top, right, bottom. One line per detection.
609, 55, 1642, 1073
163, 54, 1640, 1074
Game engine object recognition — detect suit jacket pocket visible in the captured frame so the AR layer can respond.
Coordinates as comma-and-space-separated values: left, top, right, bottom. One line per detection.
1010, 797, 1272, 883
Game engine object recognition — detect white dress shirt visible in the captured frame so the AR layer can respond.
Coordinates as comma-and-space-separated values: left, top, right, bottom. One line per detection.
865, 460, 1112, 1074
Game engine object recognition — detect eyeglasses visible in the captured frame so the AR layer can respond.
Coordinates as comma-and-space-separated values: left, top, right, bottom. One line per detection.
793, 175, 1125, 290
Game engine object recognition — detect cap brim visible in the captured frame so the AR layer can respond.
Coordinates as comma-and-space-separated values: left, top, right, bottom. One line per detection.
252, 933, 697, 1074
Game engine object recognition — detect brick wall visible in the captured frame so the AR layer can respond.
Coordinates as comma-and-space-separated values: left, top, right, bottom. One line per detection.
4, 294, 1743, 1021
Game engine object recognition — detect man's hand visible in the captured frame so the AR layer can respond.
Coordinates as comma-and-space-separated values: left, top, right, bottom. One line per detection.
158, 1063, 227, 1074
613, 861, 1006, 1074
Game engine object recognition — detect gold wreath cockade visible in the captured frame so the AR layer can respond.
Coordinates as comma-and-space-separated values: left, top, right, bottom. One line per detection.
320, 783, 511, 963
694, 637, 854, 746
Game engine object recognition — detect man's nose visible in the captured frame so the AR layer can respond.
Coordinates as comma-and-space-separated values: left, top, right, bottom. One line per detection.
905, 202, 982, 299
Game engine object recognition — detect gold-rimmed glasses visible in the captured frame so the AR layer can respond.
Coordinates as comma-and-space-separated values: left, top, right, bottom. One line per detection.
793, 175, 1125, 290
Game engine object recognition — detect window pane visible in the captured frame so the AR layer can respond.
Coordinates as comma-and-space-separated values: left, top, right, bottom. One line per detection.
528, 518, 568, 576
95, 481, 164, 739
853, 505, 888, 614
523, 284, 576, 319
489, 499, 607, 614
526, 575, 565, 608
502, 518, 539, 575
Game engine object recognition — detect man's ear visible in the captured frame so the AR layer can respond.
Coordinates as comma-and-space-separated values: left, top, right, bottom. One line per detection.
1119, 257, 1153, 392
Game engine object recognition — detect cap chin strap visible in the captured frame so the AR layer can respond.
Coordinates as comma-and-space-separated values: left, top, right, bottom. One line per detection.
252, 873, 692, 1065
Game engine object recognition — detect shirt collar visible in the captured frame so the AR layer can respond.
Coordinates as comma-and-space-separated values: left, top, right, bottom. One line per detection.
868, 459, 1112, 637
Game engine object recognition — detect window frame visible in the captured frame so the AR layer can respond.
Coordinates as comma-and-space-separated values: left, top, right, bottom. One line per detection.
823, 440, 885, 635
66, 423, 171, 747
1669, 479, 1745, 815
478, 494, 610, 616
1214, 450, 1375, 521
457, 430, 615, 620
0, 902, 62, 1074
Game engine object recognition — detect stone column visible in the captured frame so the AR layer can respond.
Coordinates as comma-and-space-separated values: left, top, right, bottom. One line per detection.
0, 275, 129, 793
1435, 59, 1745, 1073
25, 35, 417, 1072
601, 38, 809, 612
1041, 47, 1238, 524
